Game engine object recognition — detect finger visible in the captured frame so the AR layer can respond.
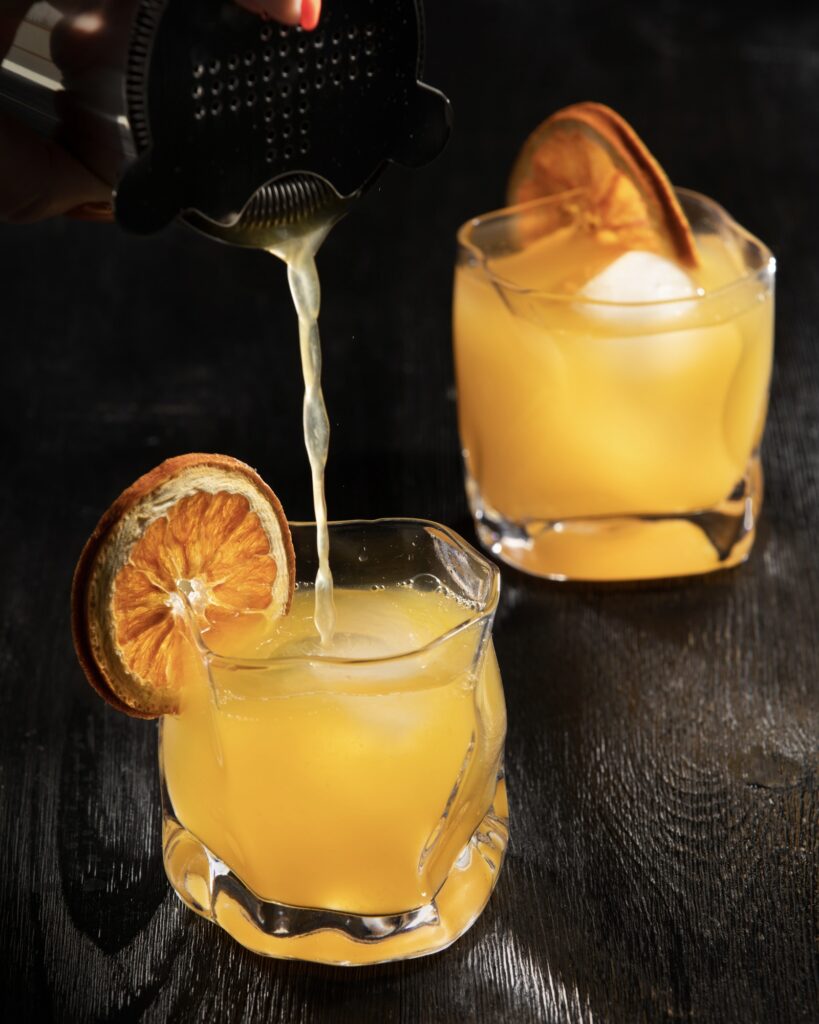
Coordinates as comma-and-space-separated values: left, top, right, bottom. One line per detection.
234, 0, 302, 26
0, 111, 110, 224
300, 1, 321, 32
234, 1, 322, 31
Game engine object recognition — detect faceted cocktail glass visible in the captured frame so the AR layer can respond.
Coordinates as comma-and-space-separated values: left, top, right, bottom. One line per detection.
159, 519, 507, 965
454, 189, 776, 581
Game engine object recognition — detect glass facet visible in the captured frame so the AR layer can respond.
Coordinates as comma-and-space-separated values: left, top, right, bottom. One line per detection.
159, 520, 508, 965
453, 189, 776, 580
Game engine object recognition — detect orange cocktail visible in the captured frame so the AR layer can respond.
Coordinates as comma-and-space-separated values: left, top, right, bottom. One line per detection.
160, 519, 508, 965
454, 105, 775, 581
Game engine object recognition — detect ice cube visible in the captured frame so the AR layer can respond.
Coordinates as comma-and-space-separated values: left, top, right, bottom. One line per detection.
577, 251, 697, 328
582, 251, 696, 303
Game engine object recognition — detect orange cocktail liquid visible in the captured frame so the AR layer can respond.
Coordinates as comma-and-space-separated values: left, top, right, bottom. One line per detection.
454, 215, 774, 580
161, 584, 506, 963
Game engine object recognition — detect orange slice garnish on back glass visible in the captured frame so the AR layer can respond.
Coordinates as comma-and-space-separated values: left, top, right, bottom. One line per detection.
72, 454, 294, 719
508, 102, 699, 267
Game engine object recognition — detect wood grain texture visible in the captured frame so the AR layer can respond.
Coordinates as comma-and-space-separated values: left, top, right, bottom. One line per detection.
1, 1, 817, 1021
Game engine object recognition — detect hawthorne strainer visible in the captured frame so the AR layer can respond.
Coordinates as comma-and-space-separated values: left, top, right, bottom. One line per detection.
116, 0, 451, 243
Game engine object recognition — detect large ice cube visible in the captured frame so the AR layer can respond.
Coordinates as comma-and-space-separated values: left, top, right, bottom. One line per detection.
577, 251, 697, 328
582, 251, 697, 303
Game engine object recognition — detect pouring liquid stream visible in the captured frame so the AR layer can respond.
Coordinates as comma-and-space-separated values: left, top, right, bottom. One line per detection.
215, 182, 351, 648
269, 222, 337, 646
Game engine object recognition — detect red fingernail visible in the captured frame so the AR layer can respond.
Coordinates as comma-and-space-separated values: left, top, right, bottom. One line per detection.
300, 0, 320, 31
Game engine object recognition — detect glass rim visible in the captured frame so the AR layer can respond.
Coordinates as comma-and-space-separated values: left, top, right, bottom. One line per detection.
200, 517, 501, 670
456, 186, 776, 308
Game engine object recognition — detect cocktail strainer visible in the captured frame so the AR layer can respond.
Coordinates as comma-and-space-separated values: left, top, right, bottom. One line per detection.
0, 0, 451, 245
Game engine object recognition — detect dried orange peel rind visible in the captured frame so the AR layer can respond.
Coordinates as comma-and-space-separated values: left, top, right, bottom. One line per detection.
71, 454, 295, 719
508, 101, 699, 267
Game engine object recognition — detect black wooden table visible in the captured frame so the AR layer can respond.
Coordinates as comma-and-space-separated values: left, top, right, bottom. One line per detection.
2, 3, 817, 1021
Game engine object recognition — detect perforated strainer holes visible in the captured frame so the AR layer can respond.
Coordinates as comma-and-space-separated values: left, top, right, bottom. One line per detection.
192, 56, 235, 121
188, 13, 391, 138
321, 27, 370, 90
191, 62, 209, 120
362, 23, 378, 76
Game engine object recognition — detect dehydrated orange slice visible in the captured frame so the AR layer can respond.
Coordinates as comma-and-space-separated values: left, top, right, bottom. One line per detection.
508, 102, 698, 266
71, 454, 294, 719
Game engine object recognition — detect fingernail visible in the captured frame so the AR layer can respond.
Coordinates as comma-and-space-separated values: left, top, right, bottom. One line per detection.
300, 0, 321, 31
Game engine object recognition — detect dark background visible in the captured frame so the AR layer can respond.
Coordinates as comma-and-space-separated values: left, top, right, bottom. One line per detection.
1, 1, 817, 1021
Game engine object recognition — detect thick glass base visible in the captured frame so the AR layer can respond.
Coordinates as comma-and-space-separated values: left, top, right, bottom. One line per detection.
468, 455, 762, 582
161, 777, 508, 966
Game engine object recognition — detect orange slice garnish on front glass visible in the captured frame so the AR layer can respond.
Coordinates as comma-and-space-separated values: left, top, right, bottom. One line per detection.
508, 101, 699, 267
71, 454, 294, 719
